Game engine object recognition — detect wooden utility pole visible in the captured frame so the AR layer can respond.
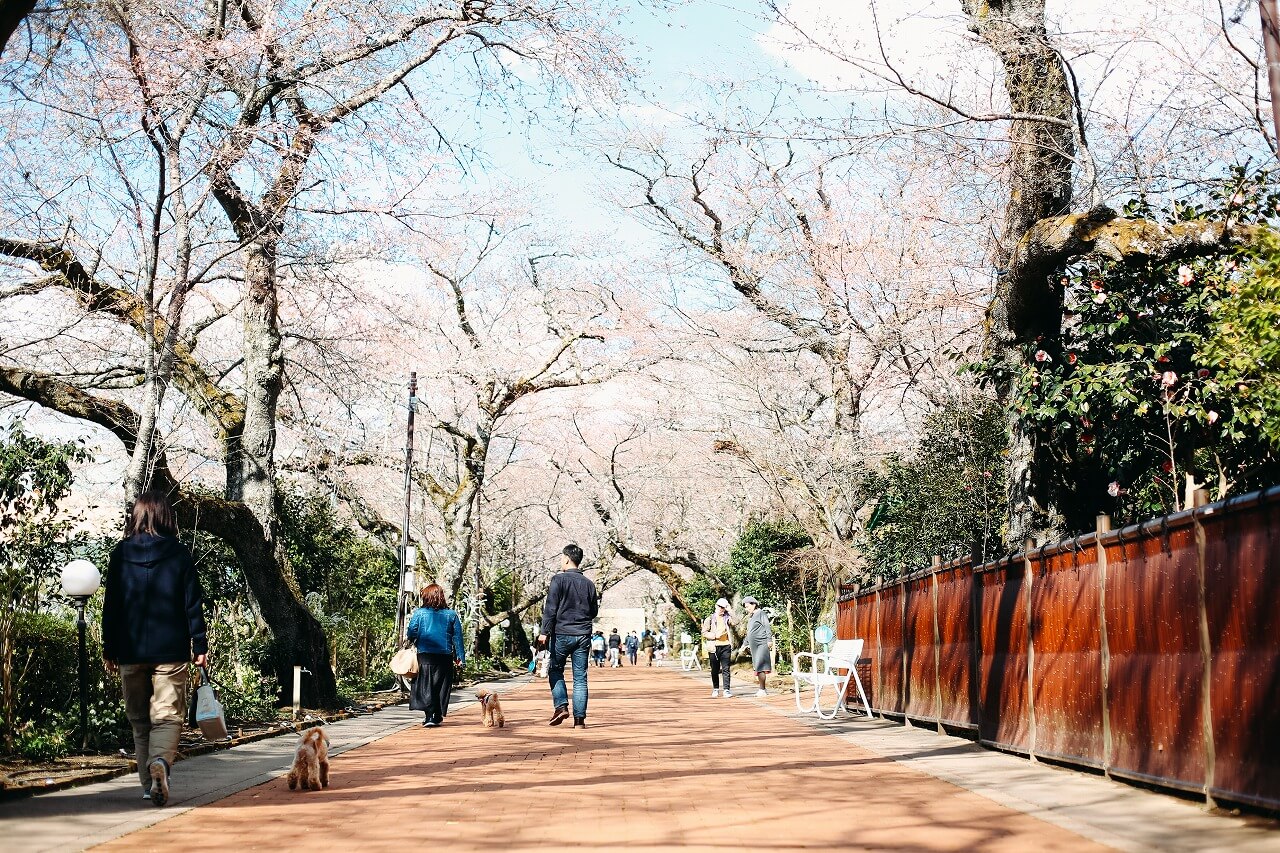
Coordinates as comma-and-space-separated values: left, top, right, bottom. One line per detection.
1262, 0, 1280, 152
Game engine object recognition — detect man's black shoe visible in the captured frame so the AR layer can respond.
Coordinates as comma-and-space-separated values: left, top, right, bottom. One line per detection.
549, 705, 571, 726
573, 717, 586, 729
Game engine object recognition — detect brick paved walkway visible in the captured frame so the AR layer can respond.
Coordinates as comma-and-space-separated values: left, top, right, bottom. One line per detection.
94, 666, 1107, 852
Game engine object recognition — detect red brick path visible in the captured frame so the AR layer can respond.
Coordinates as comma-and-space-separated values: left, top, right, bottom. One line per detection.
95, 666, 1107, 851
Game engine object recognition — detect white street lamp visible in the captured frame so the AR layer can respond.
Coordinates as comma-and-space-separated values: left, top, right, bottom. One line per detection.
61, 559, 101, 598
61, 559, 101, 751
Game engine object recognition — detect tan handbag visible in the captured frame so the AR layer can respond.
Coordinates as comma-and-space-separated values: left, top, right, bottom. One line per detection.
391, 645, 418, 678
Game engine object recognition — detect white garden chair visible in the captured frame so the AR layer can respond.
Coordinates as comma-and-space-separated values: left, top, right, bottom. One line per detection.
792, 638, 872, 720
679, 632, 702, 671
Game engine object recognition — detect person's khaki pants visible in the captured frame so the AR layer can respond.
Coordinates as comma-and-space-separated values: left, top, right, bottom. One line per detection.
120, 662, 188, 788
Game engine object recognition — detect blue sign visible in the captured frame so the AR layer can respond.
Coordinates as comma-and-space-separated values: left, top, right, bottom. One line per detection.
814, 625, 835, 645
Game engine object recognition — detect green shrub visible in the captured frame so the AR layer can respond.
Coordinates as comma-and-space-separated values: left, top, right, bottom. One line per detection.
7, 612, 130, 756
14, 724, 69, 761
213, 663, 280, 722
12, 612, 77, 720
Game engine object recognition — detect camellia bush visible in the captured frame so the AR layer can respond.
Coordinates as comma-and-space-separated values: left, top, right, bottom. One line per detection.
972, 174, 1280, 532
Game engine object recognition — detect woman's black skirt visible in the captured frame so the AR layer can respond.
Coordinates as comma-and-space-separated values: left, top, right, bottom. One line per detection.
409, 652, 455, 720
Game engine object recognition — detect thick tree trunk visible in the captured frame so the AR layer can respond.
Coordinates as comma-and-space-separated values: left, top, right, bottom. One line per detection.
181, 495, 337, 704
963, 0, 1078, 546
438, 485, 477, 602
228, 238, 337, 704
473, 623, 493, 658
507, 616, 532, 661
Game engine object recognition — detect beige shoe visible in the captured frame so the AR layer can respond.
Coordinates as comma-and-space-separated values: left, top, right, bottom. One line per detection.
148, 759, 169, 807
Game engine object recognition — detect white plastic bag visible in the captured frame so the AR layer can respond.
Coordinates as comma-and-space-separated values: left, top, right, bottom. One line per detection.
194, 666, 229, 740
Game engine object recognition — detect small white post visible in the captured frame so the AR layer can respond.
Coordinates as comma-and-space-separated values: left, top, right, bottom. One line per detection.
293, 665, 302, 720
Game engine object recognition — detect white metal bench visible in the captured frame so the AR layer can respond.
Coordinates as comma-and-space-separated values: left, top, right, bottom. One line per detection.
792, 638, 872, 719
679, 632, 702, 671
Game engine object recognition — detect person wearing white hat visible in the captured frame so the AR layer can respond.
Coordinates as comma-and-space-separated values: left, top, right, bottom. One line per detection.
701, 597, 738, 697
738, 596, 773, 697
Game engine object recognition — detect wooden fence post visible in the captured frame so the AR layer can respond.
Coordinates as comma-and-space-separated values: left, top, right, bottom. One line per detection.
899, 578, 909, 724
1193, 510, 1217, 808
932, 555, 943, 733
1097, 514, 1112, 779
874, 588, 883, 716
1025, 538, 1037, 762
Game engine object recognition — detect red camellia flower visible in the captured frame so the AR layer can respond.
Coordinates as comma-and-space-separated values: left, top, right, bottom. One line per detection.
1067, 352, 1077, 364
1034, 349, 1050, 363
1157, 355, 1170, 363
1090, 280, 1104, 291
1162, 460, 1174, 473
1197, 368, 1210, 379
1081, 433, 1095, 443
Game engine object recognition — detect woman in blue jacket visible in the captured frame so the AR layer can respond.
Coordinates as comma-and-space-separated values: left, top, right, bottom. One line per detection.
406, 583, 464, 727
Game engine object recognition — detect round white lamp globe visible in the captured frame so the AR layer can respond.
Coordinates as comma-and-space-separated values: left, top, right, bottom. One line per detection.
61, 559, 101, 598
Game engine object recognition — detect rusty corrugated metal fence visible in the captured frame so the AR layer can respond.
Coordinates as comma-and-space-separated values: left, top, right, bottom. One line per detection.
836, 485, 1280, 810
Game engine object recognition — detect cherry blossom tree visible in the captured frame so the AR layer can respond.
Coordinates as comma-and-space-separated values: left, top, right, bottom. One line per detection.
0, 0, 628, 701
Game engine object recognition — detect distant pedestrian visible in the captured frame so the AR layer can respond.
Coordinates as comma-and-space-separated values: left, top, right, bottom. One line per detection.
539, 544, 599, 729
607, 628, 622, 667
640, 630, 655, 666
738, 596, 774, 696
407, 583, 465, 728
590, 631, 607, 667
102, 490, 208, 808
701, 597, 737, 698
625, 631, 639, 665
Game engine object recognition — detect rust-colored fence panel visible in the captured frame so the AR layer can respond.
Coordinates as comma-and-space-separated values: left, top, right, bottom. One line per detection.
1030, 543, 1103, 766
935, 563, 976, 728
1104, 524, 1205, 791
835, 486, 1280, 809
1204, 499, 1280, 809
876, 584, 905, 714
853, 594, 878, 709
903, 575, 938, 722
977, 557, 1031, 752
835, 590, 856, 645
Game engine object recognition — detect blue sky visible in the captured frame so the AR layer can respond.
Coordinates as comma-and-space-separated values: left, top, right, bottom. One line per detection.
441, 0, 803, 251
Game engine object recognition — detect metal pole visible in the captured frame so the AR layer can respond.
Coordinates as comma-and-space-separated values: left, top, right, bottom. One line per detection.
1262, 0, 1280, 152
394, 373, 417, 651
75, 598, 88, 751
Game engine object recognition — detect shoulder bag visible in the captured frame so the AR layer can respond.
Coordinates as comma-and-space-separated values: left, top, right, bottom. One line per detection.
391, 637, 419, 677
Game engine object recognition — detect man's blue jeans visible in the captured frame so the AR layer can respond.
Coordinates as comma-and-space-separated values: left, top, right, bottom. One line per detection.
549, 634, 590, 719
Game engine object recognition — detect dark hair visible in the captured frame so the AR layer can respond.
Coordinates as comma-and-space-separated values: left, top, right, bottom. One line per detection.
419, 583, 447, 609
562, 543, 583, 566
125, 490, 178, 538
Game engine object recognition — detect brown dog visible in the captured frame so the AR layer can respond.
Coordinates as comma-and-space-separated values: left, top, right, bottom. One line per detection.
287, 726, 330, 791
475, 688, 505, 728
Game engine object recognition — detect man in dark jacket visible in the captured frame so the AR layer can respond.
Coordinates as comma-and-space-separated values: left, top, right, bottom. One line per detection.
538, 543, 598, 728
102, 491, 207, 807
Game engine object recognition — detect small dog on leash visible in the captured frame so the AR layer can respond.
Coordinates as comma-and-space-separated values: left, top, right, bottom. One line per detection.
287, 726, 330, 791
476, 688, 505, 728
